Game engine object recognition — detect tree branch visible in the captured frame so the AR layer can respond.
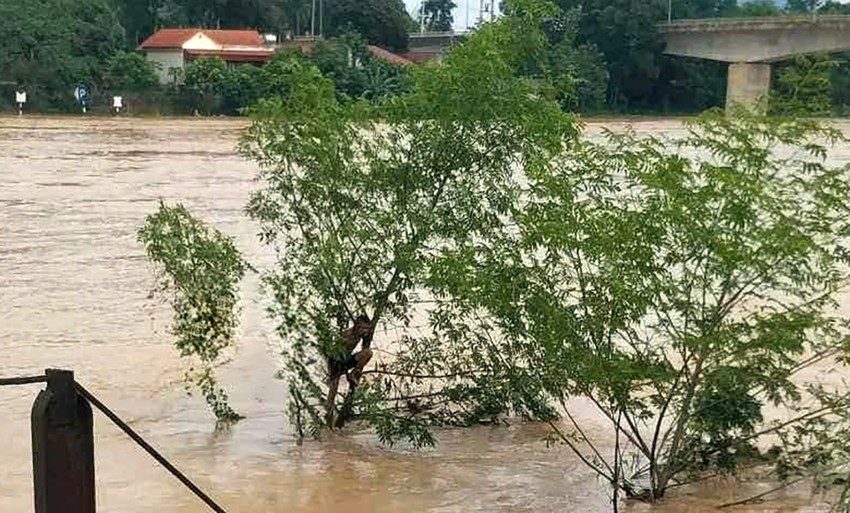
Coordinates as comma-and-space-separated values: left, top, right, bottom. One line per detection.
717, 475, 809, 509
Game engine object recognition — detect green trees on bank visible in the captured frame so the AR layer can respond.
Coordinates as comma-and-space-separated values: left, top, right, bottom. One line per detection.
178, 37, 410, 115
6, 0, 850, 114
552, 0, 850, 113
140, 1, 850, 510
0, 0, 418, 113
0, 0, 125, 111
114, 0, 416, 46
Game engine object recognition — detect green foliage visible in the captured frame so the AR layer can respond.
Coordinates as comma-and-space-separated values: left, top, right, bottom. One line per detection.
183, 57, 228, 93
181, 57, 228, 114
0, 0, 125, 110
116, 0, 162, 46
830, 56, 850, 114
173, 41, 411, 116
544, 0, 850, 113
421, 0, 457, 31
139, 202, 247, 423
138, 2, 850, 508
218, 63, 266, 114
786, 0, 824, 12
531, 6, 609, 111
728, 0, 783, 17
143, 0, 284, 31
238, 2, 575, 446
556, 0, 666, 109
771, 54, 836, 117
325, 0, 412, 52
104, 51, 161, 92
820, 0, 850, 14
281, 0, 312, 36
305, 34, 410, 100
438, 108, 850, 500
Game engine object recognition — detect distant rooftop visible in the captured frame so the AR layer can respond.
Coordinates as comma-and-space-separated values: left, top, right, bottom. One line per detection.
139, 29, 265, 49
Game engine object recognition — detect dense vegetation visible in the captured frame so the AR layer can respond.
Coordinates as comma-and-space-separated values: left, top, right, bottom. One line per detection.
0, 0, 416, 113
141, 1, 850, 511
3, 0, 850, 115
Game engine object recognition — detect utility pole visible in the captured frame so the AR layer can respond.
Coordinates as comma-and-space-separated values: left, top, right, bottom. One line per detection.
668, 0, 672, 23
420, 0, 426, 33
310, 0, 314, 36
479, 0, 493, 25
319, 0, 323, 37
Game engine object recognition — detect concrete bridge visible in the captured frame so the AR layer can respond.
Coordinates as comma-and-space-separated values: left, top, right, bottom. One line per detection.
658, 15, 850, 111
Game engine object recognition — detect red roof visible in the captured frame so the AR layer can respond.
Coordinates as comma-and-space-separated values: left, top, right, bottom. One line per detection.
139, 29, 264, 49
402, 50, 442, 63
185, 49, 274, 62
367, 45, 412, 66
277, 39, 411, 66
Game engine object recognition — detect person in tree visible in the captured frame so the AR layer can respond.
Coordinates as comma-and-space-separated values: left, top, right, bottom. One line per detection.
325, 313, 374, 426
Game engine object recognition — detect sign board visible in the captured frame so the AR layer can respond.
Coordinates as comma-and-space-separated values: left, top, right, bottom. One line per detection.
112, 96, 123, 109
74, 85, 90, 105
15, 91, 26, 104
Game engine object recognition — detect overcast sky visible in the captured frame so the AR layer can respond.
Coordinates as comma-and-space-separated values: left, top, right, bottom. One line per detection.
402, 0, 850, 31
403, 0, 499, 31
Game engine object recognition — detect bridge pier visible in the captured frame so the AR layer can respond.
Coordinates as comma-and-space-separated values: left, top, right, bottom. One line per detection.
726, 62, 771, 113
660, 15, 850, 114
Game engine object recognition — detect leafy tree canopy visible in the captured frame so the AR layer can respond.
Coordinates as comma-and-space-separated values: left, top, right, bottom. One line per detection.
104, 51, 161, 92
325, 0, 413, 52
421, 0, 456, 31
0, 0, 124, 108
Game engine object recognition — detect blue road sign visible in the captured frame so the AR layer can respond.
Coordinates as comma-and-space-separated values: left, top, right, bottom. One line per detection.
74, 84, 90, 105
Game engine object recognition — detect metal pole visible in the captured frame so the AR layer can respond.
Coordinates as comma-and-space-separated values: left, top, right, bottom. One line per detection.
310, 0, 316, 36
668, 0, 672, 23
420, 1, 425, 33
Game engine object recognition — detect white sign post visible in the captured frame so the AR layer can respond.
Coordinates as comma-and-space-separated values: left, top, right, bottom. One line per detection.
15, 91, 26, 116
112, 96, 123, 114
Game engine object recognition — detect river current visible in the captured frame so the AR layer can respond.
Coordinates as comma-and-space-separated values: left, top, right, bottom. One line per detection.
0, 116, 845, 513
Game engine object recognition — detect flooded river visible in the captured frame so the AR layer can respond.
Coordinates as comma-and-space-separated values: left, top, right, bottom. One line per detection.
0, 116, 845, 512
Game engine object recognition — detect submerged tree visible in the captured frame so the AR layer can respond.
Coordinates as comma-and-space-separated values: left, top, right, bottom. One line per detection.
138, 0, 575, 441
139, 202, 247, 423
238, 0, 575, 445
138, 0, 850, 509
433, 108, 850, 503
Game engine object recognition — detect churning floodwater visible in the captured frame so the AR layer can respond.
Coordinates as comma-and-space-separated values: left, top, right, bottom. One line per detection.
0, 116, 845, 513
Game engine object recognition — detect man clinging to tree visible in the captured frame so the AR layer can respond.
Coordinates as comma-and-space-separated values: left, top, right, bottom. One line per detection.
325, 313, 375, 427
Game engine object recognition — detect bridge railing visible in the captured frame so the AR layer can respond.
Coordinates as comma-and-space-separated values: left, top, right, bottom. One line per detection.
658, 14, 850, 32
0, 369, 230, 513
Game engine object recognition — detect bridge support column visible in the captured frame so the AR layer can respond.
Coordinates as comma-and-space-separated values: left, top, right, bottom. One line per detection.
726, 62, 771, 113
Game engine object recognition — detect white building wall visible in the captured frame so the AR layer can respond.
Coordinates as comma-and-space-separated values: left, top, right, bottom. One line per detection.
146, 50, 185, 84
182, 33, 221, 51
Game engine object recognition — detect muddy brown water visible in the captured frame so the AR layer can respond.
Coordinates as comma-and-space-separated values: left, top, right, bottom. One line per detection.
1, 116, 847, 513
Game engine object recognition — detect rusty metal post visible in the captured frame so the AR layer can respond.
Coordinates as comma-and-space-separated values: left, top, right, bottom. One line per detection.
31, 368, 95, 513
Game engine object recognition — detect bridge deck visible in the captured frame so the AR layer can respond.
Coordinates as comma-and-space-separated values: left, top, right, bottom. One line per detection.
658, 14, 850, 33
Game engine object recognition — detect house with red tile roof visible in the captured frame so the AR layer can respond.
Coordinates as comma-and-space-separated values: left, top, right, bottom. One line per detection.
138, 29, 275, 83
364, 45, 412, 66
139, 29, 413, 84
